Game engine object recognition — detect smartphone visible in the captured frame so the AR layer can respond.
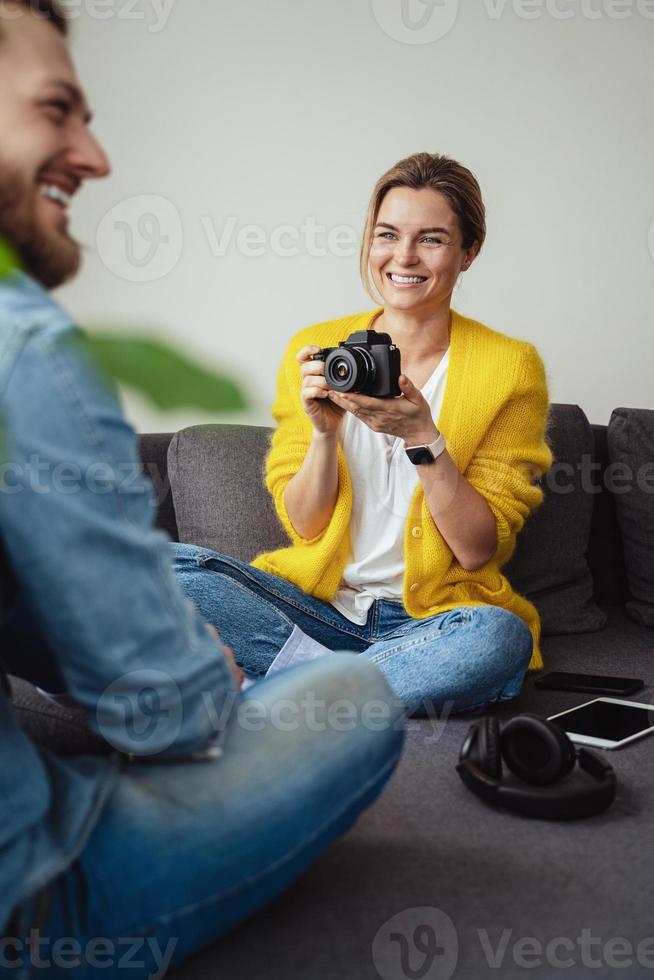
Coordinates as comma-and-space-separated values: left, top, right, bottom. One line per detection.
535, 670, 644, 697
548, 697, 654, 749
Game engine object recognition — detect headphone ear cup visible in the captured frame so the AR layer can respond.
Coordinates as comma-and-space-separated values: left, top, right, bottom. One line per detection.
477, 715, 502, 781
500, 714, 576, 786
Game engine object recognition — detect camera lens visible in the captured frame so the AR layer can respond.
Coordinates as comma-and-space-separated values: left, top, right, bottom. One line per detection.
325, 347, 375, 392
334, 359, 351, 381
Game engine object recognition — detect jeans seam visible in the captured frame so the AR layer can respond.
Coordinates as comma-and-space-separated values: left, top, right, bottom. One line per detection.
116, 741, 404, 938
197, 554, 366, 641
367, 611, 471, 665
196, 564, 298, 635
370, 600, 378, 641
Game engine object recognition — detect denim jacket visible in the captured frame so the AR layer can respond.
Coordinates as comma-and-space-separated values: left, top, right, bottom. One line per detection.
0, 273, 237, 931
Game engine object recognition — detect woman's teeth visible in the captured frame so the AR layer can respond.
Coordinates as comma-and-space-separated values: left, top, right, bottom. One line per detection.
39, 184, 72, 208
388, 273, 427, 284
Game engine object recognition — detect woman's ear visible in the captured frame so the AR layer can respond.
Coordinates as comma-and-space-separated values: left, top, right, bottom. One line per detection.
462, 240, 480, 272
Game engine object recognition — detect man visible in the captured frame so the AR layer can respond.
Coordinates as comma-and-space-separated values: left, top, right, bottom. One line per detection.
0, 2, 404, 975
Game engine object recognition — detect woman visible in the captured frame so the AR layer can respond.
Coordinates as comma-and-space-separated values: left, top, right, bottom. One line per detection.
174, 152, 554, 715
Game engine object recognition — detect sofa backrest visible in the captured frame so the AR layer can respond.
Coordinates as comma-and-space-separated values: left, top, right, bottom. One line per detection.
139, 405, 631, 609
587, 424, 630, 605
164, 425, 289, 560
139, 433, 179, 542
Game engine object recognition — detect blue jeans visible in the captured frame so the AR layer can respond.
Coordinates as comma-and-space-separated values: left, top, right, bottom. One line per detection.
173, 544, 534, 717
9, 656, 404, 979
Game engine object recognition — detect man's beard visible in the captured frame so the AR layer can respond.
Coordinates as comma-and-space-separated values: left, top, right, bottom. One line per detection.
0, 158, 81, 290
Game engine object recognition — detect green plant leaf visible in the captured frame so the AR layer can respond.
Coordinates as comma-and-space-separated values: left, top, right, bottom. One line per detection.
84, 332, 247, 413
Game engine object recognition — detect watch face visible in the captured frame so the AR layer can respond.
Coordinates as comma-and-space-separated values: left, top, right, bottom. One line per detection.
406, 447, 434, 465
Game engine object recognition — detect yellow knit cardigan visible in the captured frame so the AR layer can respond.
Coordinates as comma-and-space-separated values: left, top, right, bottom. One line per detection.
251, 308, 554, 670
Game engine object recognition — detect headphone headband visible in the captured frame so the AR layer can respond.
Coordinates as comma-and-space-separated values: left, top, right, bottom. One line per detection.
456, 716, 616, 820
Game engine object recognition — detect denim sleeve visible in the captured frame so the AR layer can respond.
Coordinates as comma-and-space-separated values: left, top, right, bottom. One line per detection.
0, 315, 237, 760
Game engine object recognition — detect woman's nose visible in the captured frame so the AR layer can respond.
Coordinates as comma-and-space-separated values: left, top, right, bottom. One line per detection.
394, 239, 418, 265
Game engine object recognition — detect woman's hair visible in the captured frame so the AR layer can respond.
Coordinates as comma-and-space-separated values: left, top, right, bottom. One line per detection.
360, 152, 486, 301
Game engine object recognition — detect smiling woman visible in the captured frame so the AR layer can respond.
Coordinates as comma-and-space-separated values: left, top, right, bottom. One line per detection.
360, 152, 486, 306
173, 151, 555, 717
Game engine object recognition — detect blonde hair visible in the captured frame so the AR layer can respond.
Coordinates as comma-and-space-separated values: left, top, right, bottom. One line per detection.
360, 152, 486, 301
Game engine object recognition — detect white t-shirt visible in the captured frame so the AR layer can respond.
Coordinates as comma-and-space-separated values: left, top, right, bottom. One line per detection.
331, 349, 450, 625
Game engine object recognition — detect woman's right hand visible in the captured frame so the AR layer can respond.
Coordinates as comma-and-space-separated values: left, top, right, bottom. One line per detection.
296, 345, 346, 437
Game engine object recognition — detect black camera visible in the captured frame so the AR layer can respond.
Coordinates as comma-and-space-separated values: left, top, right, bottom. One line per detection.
310, 329, 401, 398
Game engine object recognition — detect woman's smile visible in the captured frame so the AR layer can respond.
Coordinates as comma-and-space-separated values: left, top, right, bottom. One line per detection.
386, 272, 429, 288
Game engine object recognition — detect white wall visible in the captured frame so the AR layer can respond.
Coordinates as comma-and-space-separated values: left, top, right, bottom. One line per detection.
57, 0, 654, 432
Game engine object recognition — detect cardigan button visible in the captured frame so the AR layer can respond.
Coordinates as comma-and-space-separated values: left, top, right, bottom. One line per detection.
411, 526, 423, 538
409, 583, 420, 593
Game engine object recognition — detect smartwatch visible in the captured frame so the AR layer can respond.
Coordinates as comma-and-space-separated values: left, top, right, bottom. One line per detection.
405, 432, 446, 466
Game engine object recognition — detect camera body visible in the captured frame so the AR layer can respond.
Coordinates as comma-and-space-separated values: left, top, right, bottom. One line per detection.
310, 329, 402, 398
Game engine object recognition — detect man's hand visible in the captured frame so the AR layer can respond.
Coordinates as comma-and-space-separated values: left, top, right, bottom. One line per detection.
205, 624, 244, 689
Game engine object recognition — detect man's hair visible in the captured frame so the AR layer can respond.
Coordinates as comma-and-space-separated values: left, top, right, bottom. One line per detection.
0, 0, 69, 38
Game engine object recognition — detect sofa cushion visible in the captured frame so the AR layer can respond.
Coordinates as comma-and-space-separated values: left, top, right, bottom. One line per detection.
504, 404, 606, 635
607, 407, 654, 627
168, 424, 289, 561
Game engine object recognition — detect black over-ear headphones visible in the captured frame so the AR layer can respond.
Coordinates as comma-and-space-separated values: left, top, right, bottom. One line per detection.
456, 714, 616, 820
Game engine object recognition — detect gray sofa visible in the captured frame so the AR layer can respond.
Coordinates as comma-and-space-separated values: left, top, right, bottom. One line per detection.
134, 402, 654, 980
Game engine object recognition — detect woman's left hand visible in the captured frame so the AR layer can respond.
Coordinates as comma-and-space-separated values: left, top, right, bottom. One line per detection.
327, 374, 439, 444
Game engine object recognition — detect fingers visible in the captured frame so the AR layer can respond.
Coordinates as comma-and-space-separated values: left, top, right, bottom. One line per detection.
302, 374, 331, 401
296, 345, 322, 364
398, 374, 422, 405
327, 391, 363, 419
328, 390, 374, 411
304, 387, 330, 401
300, 359, 326, 381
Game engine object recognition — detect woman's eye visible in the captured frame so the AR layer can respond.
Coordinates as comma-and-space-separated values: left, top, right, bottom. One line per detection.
376, 232, 396, 240
421, 237, 444, 246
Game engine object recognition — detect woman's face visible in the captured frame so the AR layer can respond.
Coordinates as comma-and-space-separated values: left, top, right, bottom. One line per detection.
369, 186, 478, 316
